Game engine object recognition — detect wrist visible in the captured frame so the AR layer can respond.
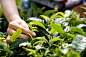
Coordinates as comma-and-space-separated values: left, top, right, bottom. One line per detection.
8, 15, 21, 23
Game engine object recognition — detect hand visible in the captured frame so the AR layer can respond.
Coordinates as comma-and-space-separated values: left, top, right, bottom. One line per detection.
72, 3, 86, 18
6, 18, 36, 44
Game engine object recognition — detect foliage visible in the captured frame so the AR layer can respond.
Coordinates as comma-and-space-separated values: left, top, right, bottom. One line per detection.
0, 2, 86, 57
0, 9, 86, 57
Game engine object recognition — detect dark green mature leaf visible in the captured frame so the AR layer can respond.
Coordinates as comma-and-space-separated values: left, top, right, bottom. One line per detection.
44, 10, 57, 15
31, 2, 37, 16
69, 27, 85, 36
67, 50, 80, 57
10, 38, 31, 49
72, 35, 86, 54
11, 29, 22, 42
27, 8, 33, 17
30, 21, 46, 29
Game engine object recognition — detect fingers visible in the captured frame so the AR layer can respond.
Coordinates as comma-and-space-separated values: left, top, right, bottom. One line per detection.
7, 28, 30, 38
9, 22, 36, 36
6, 35, 12, 44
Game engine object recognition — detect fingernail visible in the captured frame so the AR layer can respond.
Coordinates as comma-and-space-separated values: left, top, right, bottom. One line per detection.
32, 32, 36, 36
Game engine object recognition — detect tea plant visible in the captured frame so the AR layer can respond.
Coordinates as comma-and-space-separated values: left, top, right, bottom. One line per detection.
0, 9, 86, 57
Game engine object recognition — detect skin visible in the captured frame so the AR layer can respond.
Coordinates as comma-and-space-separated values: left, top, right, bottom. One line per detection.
72, 3, 86, 18
0, 0, 36, 44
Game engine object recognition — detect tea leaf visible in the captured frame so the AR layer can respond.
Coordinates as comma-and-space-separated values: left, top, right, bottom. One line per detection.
44, 10, 57, 15
64, 10, 73, 17
0, 37, 5, 40
11, 29, 22, 42
49, 38, 61, 44
30, 21, 46, 29
40, 15, 49, 19
32, 37, 48, 43
49, 23, 64, 36
69, 27, 85, 36
50, 12, 64, 19
64, 33, 75, 38
22, 47, 36, 54
50, 28, 57, 35
67, 50, 80, 57
72, 35, 86, 54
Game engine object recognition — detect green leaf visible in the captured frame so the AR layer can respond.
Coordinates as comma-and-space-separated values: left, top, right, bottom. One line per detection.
50, 13, 58, 19
64, 10, 73, 17
81, 7, 86, 10
0, 37, 5, 40
72, 35, 86, 54
36, 53, 42, 57
40, 15, 49, 19
49, 23, 64, 36
50, 28, 57, 35
26, 17, 44, 23
11, 29, 22, 42
49, 38, 61, 44
67, 50, 80, 57
50, 12, 64, 19
27, 8, 33, 17
69, 27, 85, 36
31, 2, 37, 16
10, 38, 31, 49
64, 33, 75, 38
30, 21, 46, 29
33, 41, 41, 46
32, 37, 48, 43
57, 12, 64, 17
22, 47, 36, 54
44, 10, 57, 15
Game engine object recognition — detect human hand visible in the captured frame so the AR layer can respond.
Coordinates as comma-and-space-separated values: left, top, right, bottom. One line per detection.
6, 17, 36, 44
72, 3, 86, 18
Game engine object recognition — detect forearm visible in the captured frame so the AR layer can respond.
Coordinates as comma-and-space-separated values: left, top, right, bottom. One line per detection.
1, 0, 20, 23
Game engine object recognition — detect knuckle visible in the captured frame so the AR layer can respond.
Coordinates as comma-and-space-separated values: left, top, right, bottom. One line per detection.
9, 22, 14, 26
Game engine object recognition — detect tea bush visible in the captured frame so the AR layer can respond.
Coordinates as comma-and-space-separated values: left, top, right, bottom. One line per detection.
0, 9, 86, 57
0, 1, 86, 57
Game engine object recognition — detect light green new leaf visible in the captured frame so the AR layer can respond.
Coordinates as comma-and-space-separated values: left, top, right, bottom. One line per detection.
72, 35, 86, 54
30, 21, 46, 29
40, 15, 49, 19
57, 12, 64, 17
0, 37, 5, 40
67, 50, 80, 57
11, 29, 22, 42
44, 10, 57, 15
50, 12, 64, 19
50, 13, 58, 19
33, 41, 42, 46
49, 23, 64, 36
64, 33, 75, 38
22, 47, 36, 54
81, 7, 86, 10
49, 38, 61, 44
32, 37, 48, 43
50, 28, 57, 34
69, 27, 85, 36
